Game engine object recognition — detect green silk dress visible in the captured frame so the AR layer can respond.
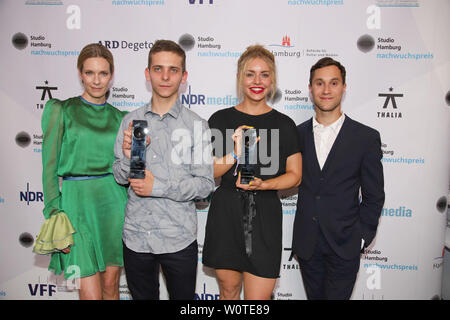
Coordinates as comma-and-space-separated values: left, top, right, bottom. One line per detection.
40, 96, 128, 279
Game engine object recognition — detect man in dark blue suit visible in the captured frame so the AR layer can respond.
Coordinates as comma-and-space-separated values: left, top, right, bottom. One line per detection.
292, 57, 385, 300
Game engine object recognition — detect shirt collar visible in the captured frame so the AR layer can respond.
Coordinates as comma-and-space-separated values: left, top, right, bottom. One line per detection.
145, 98, 182, 119
313, 113, 345, 133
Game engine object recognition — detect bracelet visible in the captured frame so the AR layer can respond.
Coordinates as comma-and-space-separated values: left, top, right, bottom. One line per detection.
232, 151, 240, 176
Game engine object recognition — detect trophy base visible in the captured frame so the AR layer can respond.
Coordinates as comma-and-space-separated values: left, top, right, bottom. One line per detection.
130, 170, 145, 179
240, 168, 255, 185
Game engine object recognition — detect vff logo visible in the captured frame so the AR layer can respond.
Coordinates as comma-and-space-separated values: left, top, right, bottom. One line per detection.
28, 265, 80, 297
189, 0, 214, 4
28, 284, 56, 297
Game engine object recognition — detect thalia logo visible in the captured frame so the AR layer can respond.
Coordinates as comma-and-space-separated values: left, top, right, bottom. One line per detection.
378, 87, 403, 118
36, 80, 58, 101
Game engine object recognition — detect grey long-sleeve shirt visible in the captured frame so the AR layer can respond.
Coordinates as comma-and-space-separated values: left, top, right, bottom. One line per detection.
113, 99, 215, 254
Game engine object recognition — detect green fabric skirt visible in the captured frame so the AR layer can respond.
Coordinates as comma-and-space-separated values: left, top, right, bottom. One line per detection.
48, 174, 127, 279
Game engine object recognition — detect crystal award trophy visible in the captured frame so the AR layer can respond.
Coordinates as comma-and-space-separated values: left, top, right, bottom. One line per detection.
240, 128, 257, 185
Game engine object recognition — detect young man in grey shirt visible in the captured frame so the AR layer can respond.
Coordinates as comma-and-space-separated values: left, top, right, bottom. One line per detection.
113, 40, 215, 300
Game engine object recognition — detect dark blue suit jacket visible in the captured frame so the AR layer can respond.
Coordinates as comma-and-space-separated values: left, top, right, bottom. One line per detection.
292, 116, 385, 260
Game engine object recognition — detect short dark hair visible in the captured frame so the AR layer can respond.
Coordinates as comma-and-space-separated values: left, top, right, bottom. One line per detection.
148, 39, 186, 72
309, 57, 346, 85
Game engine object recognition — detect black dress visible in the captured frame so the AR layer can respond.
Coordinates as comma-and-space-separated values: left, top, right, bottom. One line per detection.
202, 107, 301, 278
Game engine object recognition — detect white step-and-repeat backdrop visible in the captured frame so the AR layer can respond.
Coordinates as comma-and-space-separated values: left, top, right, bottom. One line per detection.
0, 0, 449, 300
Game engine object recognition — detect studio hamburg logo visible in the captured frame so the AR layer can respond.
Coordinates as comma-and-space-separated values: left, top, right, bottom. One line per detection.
15, 131, 32, 148
178, 34, 195, 51
377, 87, 403, 118
12, 32, 28, 50
357, 34, 375, 53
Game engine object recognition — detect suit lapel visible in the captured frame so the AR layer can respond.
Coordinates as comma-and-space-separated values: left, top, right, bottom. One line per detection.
320, 116, 353, 175
304, 119, 322, 177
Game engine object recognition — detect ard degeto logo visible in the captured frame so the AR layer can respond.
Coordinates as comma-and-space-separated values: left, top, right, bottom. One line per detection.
377, 87, 403, 118
97, 40, 153, 52
12, 32, 28, 50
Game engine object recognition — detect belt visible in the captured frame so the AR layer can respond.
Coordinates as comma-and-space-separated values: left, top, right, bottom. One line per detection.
63, 173, 112, 181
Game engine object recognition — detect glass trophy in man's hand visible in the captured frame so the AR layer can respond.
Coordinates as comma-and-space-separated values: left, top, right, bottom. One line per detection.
130, 120, 148, 179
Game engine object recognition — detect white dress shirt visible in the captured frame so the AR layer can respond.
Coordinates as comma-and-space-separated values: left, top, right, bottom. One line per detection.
312, 113, 345, 170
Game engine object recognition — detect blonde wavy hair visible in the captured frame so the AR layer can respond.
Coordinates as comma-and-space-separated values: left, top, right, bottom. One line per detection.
236, 44, 277, 102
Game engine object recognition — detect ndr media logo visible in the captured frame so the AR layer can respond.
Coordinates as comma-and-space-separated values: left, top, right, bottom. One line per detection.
20, 183, 43, 205
181, 85, 238, 109
195, 283, 219, 300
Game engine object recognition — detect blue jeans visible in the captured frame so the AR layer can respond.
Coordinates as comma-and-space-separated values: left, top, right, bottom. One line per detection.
123, 241, 198, 300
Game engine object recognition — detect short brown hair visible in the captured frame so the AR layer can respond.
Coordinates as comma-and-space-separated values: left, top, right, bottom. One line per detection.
77, 43, 114, 74
309, 57, 346, 85
236, 44, 277, 101
148, 40, 186, 72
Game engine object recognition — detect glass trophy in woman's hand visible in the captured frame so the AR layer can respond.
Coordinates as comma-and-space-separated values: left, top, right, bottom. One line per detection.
240, 128, 257, 185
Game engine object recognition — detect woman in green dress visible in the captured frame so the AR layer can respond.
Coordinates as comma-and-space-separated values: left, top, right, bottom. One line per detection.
33, 43, 128, 300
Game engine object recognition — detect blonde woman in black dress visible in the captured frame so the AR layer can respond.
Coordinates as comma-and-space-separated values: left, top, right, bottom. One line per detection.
203, 45, 302, 300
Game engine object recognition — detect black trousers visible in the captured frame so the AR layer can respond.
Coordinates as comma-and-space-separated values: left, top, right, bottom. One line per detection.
123, 240, 198, 300
297, 229, 360, 300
